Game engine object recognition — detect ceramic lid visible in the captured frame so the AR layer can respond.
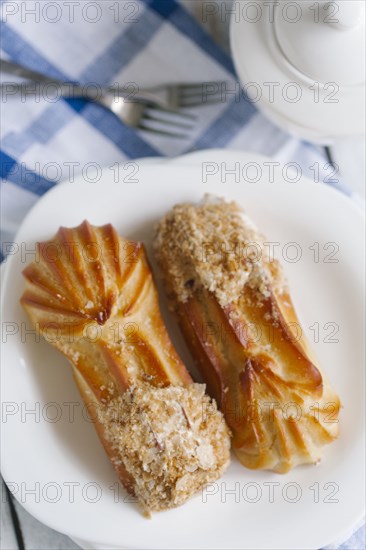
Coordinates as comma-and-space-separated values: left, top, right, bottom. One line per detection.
230, 0, 366, 144
274, 0, 365, 86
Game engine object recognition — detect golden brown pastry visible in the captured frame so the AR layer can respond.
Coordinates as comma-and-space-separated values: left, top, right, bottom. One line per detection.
20, 221, 230, 515
154, 196, 340, 473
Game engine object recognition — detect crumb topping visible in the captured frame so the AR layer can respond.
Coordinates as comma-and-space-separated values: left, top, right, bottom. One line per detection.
154, 196, 285, 307
98, 382, 231, 515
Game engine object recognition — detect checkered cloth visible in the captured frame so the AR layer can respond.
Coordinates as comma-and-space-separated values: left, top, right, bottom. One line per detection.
0, 1, 364, 549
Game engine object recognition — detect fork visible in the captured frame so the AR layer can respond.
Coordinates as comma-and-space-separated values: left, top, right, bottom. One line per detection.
0, 59, 227, 109
0, 61, 194, 138
1, 80, 196, 139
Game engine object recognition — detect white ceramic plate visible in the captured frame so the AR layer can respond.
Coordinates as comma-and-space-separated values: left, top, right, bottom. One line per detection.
1, 150, 365, 550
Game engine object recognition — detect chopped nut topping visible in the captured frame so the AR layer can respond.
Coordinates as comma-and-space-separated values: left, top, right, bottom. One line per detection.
98, 382, 231, 514
154, 196, 285, 307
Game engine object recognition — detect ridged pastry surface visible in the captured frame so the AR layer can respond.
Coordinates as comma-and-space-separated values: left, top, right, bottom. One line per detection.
154, 197, 340, 473
21, 221, 230, 514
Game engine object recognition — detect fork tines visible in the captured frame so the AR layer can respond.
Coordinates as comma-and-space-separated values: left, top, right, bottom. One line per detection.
139, 105, 196, 139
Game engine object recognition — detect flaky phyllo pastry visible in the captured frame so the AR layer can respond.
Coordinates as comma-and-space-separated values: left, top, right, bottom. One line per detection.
20, 221, 231, 515
155, 197, 340, 473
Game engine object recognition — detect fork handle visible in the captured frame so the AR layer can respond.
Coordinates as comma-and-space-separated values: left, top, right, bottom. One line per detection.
0, 59, 132, 99
0, 59, 164, 105
0, 59, 67, 85
0, 81, 173, 110
1, 59, 193, 111
0, 82, 97, 99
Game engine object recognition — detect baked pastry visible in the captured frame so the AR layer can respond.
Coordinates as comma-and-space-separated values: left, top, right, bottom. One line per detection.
154, 197, 340, 473
20, 221, 230, 515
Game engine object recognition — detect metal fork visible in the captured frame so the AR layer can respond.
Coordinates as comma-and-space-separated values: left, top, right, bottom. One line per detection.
0, 60, 198, 138
0, 58, 227, 109
1, 82, 196, 138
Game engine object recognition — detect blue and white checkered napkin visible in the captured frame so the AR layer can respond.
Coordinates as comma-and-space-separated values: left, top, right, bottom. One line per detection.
0, 0, 352, 250
0, 1, 364, 548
